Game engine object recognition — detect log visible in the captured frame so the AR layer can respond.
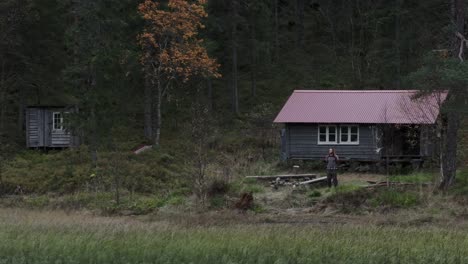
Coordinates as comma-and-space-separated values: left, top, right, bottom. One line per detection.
245, 174, 317, 180
133, 145, 152, 155
299, 177, 327, 185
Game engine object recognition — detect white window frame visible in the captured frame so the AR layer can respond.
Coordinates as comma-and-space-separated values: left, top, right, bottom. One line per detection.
339, 125, 360, 145
52, 112, 64, 131
317, 125, 338, 145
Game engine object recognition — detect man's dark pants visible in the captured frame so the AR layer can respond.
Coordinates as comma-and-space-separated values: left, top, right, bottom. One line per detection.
327, 169, 338, 188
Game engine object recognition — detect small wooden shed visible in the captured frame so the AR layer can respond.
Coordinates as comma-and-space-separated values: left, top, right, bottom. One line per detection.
274, 90, 447, 161
25, 106, 78, 148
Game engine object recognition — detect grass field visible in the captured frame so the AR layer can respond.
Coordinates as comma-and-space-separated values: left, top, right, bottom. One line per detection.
1, 208, 468, 263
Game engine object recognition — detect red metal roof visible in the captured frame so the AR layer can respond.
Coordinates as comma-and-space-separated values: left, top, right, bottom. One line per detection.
274, 90, 447, 124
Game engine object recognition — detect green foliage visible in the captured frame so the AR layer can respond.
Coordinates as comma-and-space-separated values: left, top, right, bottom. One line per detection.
307, 190, 322, 198
209, 195, 226, 209
1, 0, 466, 209
370, 189, 420, 208
452, 169, 468, 196
334, 184, 362, 194
251, 203, 266, 213
230, 180, 265, 195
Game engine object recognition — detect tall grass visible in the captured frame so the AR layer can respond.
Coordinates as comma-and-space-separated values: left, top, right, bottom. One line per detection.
1, 209, 468, 263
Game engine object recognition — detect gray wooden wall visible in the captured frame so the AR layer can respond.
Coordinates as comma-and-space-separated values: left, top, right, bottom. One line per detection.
26, 107, 73, 148
283, 123, 380, 160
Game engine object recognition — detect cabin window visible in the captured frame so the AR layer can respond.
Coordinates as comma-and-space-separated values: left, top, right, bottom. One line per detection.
318, 125, 338, 144
53, 112, 64, 131
340, 125, 359, 144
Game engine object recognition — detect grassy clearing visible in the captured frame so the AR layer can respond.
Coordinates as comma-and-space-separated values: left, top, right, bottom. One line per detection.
1, 209, 468, 263
453, 169, 468, 195
389, 172, 436, 184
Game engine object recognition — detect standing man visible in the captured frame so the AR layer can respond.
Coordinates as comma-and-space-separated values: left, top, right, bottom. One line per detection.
325, 148, 339, 188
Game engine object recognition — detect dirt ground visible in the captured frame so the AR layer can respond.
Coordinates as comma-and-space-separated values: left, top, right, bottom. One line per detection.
338, 173, 386, 184
252, 173, 385, 209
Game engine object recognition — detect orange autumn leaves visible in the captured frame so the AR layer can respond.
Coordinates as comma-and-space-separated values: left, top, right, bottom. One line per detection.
138, 0, 220, 82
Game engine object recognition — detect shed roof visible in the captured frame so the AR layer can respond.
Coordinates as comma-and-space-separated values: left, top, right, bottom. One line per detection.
273, 90, 447, 124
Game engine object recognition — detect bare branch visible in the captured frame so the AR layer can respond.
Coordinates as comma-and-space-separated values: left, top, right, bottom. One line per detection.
455, 32, 468, 62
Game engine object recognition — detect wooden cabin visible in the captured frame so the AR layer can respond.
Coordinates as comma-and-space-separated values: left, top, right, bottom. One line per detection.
25, 106, 79, 148
274, 90, 447, 161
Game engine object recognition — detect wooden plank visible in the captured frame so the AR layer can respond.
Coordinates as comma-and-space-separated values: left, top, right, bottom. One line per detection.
299, 176, 327, 185
245, 174, 317, 180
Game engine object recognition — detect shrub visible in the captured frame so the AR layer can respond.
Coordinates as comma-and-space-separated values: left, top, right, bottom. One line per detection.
251, 203, 266, 213
453, 169, 468, 196
207, 178, 229, 197
209, 195, 226, 209
308, 190, 322, 198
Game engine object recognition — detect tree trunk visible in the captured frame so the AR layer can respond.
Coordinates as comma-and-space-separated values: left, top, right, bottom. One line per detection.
144, 67, 153, 141
295, 0, 305, 48
348, 0, 357, 88
250, 11, 257, 98
439, 0, 464, 190
273, 0, 279, 62
394, 0, 401, 89
231, 0, 239, 115
17, 84, 25, 143
440, 111, 460, 189
0, 60, 5, 143
207, 78, 213, 111
154, 79, 162, 146
90, 105, 98, 169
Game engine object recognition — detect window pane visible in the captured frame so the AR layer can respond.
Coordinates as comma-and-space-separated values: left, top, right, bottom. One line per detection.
340, 126, 348, 142
351, 126, 358, 134
328, 126, 336, 142
351, 134, 358, 142
341, 133, 348, 142
319, 126, 326, 134
54, 113, 62, 130
319, 135, 326, 142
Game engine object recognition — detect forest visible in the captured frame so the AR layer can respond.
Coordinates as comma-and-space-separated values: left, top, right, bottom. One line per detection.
0, 0, 468, 263
0, 0, 467, 205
